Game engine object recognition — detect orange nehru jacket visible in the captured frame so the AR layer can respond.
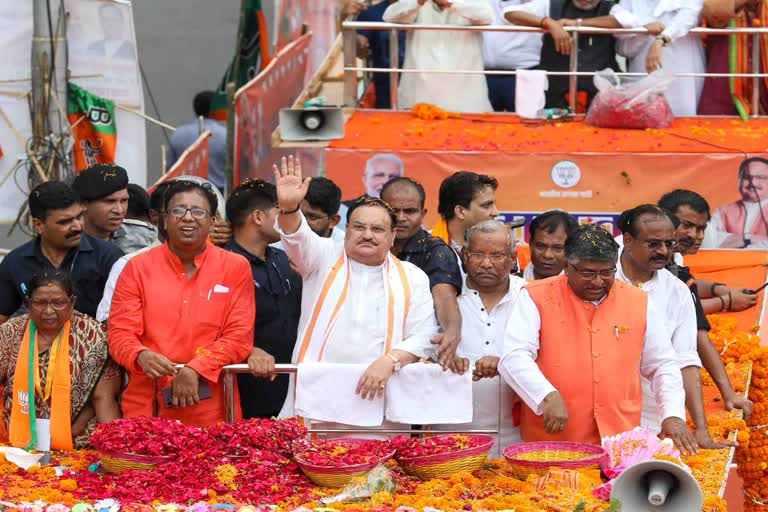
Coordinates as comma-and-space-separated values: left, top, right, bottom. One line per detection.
522, 276, 648, 444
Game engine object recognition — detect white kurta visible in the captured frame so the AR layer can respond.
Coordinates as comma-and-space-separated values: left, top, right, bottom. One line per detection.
383, 0, 494, 112
615, 0, 705, 116
484, 0, 542, 70
498, 288, 687, 423
277, 213, 439, 419
434, 275, 526, 455
615, 261, 701, 431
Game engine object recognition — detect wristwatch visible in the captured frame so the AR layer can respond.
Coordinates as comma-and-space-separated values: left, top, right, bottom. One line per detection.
384, 353, 401, 372
656, 34, 671, 46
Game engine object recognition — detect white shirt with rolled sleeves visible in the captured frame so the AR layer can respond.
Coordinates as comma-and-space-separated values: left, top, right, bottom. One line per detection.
436, 275, 527, 455
484, 0, 542, 71
276, 212, 439, 418
614, 0, 705, 115
615, 260, 701, 431
383, 0, 494, 112
498, 287, 687, 425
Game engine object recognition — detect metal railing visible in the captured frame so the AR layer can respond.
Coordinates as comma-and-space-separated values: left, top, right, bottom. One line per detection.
341, 21, 768, 117
157, 363, 500, 438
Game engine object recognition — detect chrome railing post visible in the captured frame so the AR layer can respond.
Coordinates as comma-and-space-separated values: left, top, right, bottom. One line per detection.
342, 26, 358, 107
389, 28, 400, 110
569, 28, 579, 114
752, 32, 760, 118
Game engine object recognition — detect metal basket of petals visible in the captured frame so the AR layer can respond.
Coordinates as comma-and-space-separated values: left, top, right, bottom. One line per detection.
394, 434, 495, 480
293, 438, 396, 488
99, 448, 175, 474
503, 441, 608, 479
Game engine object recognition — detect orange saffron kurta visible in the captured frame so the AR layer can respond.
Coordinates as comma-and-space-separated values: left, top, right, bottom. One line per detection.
108, 242, 255, 426
523, 276, 647, 443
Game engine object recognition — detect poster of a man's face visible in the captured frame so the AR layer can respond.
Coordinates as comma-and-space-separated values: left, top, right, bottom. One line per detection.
363, 154, 404, 198
739, 158, 768, 203
68, 0, 141, 106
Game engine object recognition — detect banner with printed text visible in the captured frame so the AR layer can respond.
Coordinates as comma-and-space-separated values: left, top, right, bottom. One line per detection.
234, 32, 316, 184
147, 131, 210, 192
324, 149, 768, 249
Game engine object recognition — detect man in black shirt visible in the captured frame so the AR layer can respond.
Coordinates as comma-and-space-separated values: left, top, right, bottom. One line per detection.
301, 177, 342, 239
225, 179, 302, 418
380, 177, 462, 369
0, 181, 123, 322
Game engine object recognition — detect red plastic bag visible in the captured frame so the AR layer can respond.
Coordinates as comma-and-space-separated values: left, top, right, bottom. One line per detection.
585, 70, 675, 129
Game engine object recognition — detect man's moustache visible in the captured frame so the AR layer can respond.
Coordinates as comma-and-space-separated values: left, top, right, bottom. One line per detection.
678, 237, 695, 246
65, 231, 82, 239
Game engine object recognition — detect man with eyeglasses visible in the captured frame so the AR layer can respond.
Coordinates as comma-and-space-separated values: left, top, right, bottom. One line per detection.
615, 204, 732, 450
658, 189, 757, 315
442, 220, 526, 454
224, 179, 302, 419
108, 180, 254, 425
380, 177, 463, 370
497, 224, 696, 454
712, 157, 768, 248
273, 156, 439, 423
657, 190, 754, 421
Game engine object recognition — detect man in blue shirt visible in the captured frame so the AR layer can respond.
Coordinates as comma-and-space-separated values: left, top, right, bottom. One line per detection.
0, 181, 123, 322
168, 91, 227, 191
357, 1, 406, 109
224, 179, 302, 418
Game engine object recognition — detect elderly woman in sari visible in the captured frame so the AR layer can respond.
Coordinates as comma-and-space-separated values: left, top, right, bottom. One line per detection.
0, 270, 121, 450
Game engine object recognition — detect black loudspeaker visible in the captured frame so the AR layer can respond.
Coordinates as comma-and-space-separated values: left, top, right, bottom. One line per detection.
279, 107, 344, 141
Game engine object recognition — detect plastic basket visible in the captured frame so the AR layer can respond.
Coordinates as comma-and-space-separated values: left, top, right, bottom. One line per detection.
294, 438, 395, 488
396, 434, 494, 480
99, 448, 174, 474
503, 441, 608, 479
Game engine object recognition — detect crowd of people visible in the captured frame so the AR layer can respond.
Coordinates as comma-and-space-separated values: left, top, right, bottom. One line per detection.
343, 0, 767, 116
0, 153, 757, 458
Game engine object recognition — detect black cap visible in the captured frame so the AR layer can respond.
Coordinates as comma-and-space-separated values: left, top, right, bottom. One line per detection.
73, 163, 129, 201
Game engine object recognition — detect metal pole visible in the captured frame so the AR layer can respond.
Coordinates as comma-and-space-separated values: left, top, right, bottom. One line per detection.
224, 82, 236, 195
342, 27, 358, 107
568, 29, 579, 114
752, 32, 760, 118
308, 428, 498, 434
31, 0, 68, 182
388, 29, 399, 111
223, 371, 235, 423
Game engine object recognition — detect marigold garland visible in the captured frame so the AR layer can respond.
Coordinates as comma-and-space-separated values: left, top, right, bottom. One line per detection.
0, 315, 758, 511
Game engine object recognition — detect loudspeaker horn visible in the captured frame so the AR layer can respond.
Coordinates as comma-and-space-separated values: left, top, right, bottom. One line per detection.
279, 107, 344, 141
610, 459, 703, 511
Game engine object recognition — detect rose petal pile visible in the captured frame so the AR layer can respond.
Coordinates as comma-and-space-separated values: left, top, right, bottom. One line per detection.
205, 418, 308, 457
390, 435, 486, 458
586, 89, 674, 129
292, 438, 393, 467
90, 416, 200, 457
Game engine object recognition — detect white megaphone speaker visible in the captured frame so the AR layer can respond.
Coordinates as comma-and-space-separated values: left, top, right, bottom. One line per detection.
610, 459, 703, 511
279, 107, 344, 141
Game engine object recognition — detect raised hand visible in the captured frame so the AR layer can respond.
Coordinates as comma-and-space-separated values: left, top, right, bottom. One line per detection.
273, 155, 311, 211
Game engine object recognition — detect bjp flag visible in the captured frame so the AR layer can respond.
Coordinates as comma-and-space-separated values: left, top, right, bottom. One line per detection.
67, 83, 117, 173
